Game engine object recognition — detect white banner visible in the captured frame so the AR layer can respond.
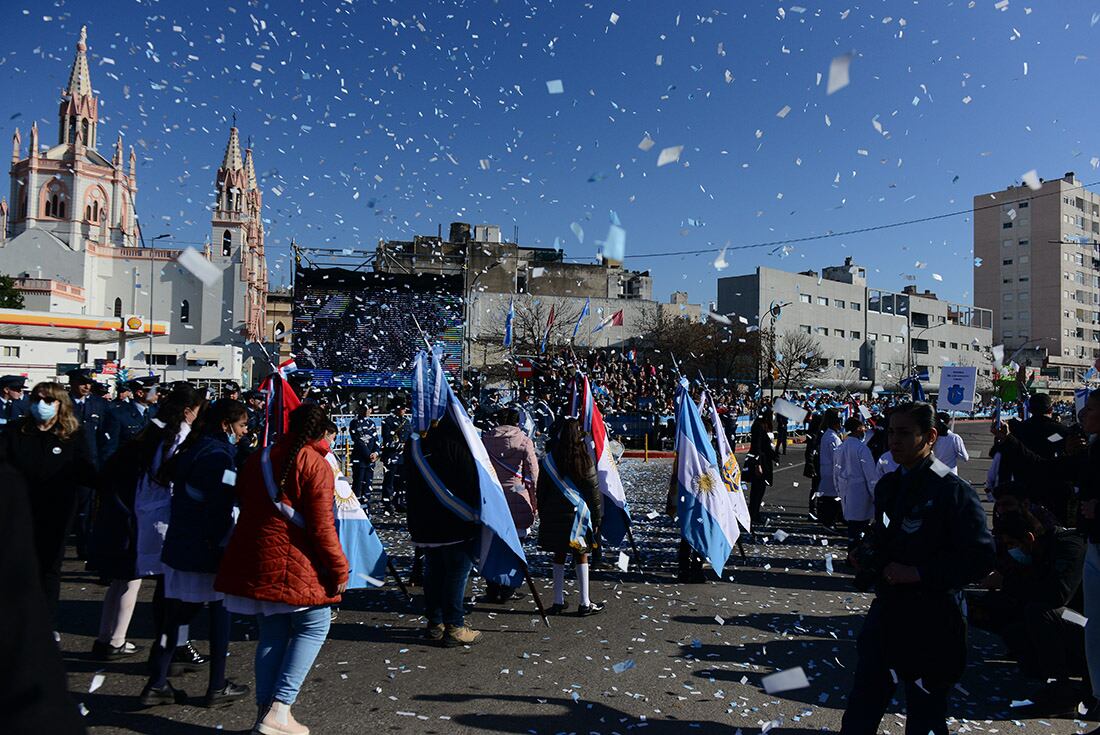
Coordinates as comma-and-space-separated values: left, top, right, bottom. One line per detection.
936, 366, 978, 413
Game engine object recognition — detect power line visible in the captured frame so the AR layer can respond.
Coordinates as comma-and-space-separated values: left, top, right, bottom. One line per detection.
610, 177, 1100, 262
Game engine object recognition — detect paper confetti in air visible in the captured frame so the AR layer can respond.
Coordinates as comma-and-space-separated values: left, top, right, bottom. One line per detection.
89, 673, 105, 693
657, 145, 683, 167
1021, 169, 1041, 190
176, 247, 221, 287
616, 551, 630, 572
826, 53, 853, 94
761, 667, 810, 694
546, 79, 563, 94
638, 135, 655, 151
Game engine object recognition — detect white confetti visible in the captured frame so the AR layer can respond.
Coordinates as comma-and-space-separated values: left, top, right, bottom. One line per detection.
176, 247, 221, 287
827, 52, 853, 95
546, 79, 564, 94
657, 145, 683, 167
761, 667, 810, 694
1021, 169, 1041, 190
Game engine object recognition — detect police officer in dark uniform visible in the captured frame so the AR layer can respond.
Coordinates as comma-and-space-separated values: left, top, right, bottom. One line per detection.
98, 376, 160, 464
68, 367, 109, 558
349, 404, 379, 504
219, 380, 241, 404
0, 375, 29, 429
380, 401, 411, 514
237, 389, 266, 465
842, 402, 996, 735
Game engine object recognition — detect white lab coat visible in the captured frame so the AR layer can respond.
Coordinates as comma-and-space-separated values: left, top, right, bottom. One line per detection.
877, 450, 900, 479
817, 428, 843, 497
933, 431, 970, 475
835, 436, 880, 522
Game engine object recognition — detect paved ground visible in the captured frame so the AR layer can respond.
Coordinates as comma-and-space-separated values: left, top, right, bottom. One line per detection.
58, 423, 1094, 734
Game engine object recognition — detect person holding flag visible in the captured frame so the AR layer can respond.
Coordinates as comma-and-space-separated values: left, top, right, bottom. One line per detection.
571, 297, 590, 342
569, 373, 631, 549
665, 379, 741, 581
537, 418, 605, 616
405, 349, 532, 643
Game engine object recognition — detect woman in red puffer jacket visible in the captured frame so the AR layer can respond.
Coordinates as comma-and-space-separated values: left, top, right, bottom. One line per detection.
215, 404, 348, 735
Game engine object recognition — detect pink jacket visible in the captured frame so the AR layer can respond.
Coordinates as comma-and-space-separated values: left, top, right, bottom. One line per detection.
481, 424, 539, 530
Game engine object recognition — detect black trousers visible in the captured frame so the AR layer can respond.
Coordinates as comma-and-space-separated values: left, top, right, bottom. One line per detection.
841, 603, 951, 735
748, 473, 771, 525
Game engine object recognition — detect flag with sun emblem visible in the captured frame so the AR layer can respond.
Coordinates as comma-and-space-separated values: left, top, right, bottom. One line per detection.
674, 380, 740, 577
701, 388, 751, 532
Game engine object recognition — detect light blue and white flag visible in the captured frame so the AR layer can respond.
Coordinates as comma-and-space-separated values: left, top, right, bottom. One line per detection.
503, 298, 514, 348
409, 350, 527, 586
572, 297, 590, 341
411, 349, 447, 434
326, 454, 388, 589
673, 380, 740, 578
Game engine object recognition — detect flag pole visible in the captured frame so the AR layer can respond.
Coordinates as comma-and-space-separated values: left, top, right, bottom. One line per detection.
387, 559, 411, 599
524, 567, 551, 628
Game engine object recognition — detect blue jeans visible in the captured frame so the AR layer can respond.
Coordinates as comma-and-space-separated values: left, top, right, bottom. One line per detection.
423, 542, 475, 627
1085, 542, 1100, 699
255, 606, 331, 707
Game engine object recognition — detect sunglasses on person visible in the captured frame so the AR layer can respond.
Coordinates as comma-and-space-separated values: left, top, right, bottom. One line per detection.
34, 395, 59, 404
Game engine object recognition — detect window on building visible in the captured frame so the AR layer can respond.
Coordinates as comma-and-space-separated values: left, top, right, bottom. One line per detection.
1003, 293, 1014, 301
106, 350, 117, 361
274, 321, 286, 340
834, 359, 845, 369
949, 342, 959, 349
816, 296, 829, 306
2, 346, 20, 358
1019, 201, 1028, 208
851, 330, 861, 339
145, 354, 178, 366
912, 338, 929, 354
1002, 239, 1013, 248
1019, 276, 1029, 282
180, 299, 190, 324
895, 336, 904, 344
222, 229, 232, 256
799, 293, 812, 304
1019, 239, 1029, 246
868, 333, 878, 341
1002, 222, 1013, 229
814, 327, 829, 336
1020, 255, 1030, 264
937, 340, 946, 348
881, 334, 892, 343
850, 301, 861, 311
880, 362, 891, 371
850, 360, 860, 368
835, 328, 846, 338
835, 300, 846, 309
1003, 259, 1013, 265
186, 358, 219, 368
800, 324, 811, 334
113, 297, 122, 318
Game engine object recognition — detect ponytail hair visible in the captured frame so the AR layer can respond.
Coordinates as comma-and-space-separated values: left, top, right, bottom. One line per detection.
156, 397, 248, 484
129, 384, 206, 472
277, 403, 330, 496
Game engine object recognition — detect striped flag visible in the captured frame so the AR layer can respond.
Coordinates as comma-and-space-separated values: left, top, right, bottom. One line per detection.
572, 297, 590, 341
326, 453, 388, 589
592, 308, 624, 334
569, 372, 631, 547
409, 350, 528, 586
503, 298, 514, 348
259, 371, 301, 447
539, 304, 556, 354
673, 379, 740, 577
701, 389, 750, 532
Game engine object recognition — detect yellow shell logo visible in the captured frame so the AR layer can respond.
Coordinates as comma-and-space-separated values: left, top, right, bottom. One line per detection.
125, 316, 143, 330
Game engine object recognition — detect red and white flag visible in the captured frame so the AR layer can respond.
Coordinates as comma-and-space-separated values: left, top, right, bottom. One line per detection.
592, 309, 624, 334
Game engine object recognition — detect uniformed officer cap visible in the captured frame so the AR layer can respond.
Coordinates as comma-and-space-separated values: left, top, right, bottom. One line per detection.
223, 381, 241, 394
0, 375, 27, 391
66, 368, 95, 384
243, 389, 263, 401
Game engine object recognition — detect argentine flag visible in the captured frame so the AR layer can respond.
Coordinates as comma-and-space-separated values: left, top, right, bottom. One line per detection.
326, 453, 388, 589
673, 380, 740, 578
503, 298, 514, 348
411, 350, 528, 586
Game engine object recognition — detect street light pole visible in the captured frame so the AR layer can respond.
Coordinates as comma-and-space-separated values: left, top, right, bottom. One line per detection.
148, 234, 171, 373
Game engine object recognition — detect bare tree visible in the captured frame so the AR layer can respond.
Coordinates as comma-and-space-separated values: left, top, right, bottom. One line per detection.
476, 294, 584, 357
762, 328, 827, 394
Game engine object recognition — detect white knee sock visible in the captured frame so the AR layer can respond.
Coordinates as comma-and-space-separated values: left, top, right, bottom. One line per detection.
552, 563, 565, 605
577, 563, 591, 607
111, 579, 142, 647
97, 581, 123, 643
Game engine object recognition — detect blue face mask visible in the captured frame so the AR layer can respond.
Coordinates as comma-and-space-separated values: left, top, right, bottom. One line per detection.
226, 431, 239, 446
31, 400, 57, 423
1007, 546, 1032, 565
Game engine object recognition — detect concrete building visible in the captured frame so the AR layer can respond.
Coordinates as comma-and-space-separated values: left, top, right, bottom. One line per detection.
717, 258, 993, 392
374, 222, 701, 367
973, 171, 1100, 395
0, 27, 267, 388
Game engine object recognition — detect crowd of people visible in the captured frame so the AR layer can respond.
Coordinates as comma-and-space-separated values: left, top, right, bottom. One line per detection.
0, 354, 1097, 735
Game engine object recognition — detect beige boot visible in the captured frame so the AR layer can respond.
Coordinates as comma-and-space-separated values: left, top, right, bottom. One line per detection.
254, 701, 309, 735
443, 624, 482, 647
424, 623, 445, 641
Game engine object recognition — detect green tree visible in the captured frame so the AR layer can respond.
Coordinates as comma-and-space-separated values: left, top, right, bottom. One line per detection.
0, 274, 24, 309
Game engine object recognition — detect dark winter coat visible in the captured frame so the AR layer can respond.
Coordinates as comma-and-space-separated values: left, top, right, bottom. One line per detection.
99, 401, 157, 465
536, 451, 601, 555
88, 443, 147, 580
404, 415, 479, 546
998, 434, 1100, 543
70, 394, 108, 469
161, 433, 239, 574
859, 454, 996, 686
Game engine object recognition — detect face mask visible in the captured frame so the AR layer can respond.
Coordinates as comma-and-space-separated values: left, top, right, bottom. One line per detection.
1007, 546, 1032, 565
31, 400, 57, 423
226, 431, 239, 446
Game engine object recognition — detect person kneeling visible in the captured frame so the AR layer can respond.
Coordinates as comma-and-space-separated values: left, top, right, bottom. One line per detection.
969, 506, 1088, 715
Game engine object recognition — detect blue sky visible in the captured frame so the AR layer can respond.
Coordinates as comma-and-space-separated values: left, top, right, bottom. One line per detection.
1, 0, 1098, 309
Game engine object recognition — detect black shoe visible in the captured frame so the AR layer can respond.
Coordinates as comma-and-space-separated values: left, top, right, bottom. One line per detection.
475, 594, 504, 604
577, 602, 605, 617
500, 589, 526, 602
1013, 681, 1088, 718
168, 641, 207, 676
139, 682, 185, 707
546, 602, 570, 615
91, 639, 142, 661
201, 680, 250, 707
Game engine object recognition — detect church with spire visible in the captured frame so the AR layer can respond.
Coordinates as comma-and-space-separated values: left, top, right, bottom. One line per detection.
0, 26, 268, 386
